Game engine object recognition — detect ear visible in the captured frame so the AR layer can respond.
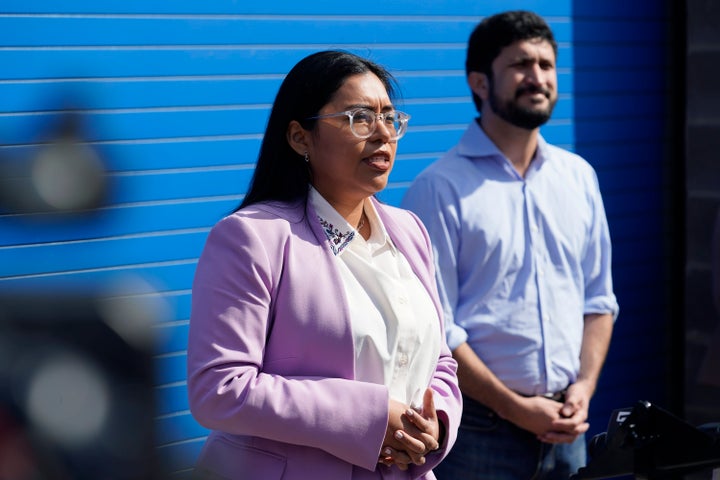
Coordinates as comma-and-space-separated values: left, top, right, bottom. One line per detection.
467, 71, 489, 102
287, 120, 310, 156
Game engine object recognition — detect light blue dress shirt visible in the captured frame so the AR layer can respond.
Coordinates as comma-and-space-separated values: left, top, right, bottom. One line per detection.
402, 120, 619, 396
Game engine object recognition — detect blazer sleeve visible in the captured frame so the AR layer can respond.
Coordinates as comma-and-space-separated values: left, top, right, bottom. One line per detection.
410, 341, 462, 477
186, 214, 390, 471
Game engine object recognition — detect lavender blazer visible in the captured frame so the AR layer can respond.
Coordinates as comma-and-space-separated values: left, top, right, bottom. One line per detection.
187, 197, 461, 479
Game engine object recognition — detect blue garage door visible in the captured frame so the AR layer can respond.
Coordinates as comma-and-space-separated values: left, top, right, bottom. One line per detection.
0, 0, 673, 476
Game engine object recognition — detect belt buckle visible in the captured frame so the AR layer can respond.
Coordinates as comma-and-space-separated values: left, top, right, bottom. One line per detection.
543, 389, 567, 403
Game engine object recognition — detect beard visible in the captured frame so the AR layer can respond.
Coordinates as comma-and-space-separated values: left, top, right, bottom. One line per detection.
487, 77, 556, 130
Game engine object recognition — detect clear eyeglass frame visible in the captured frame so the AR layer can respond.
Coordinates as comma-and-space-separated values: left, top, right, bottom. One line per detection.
306, 107, 411, 140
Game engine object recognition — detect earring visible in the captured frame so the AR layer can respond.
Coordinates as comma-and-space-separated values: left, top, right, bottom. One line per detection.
304, 152, 309, 163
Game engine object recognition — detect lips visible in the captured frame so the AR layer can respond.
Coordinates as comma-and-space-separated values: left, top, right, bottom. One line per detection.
364, 152, 391, 171
516, 85, 551, 99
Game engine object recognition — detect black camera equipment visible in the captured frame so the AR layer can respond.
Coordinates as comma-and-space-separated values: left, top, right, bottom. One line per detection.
0, 292, 158, 479
571, 400, 720, 479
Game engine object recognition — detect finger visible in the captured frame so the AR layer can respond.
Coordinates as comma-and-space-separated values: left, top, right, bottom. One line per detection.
394, 431, 429, 465
395, 430, 426, 454
422, 388, 437, 419
551, 418, 589, 434
403, 389, 436, 426
402, 411, 441, 454
405, 388, 436, 428
381, 446, 412, 465
560, 400, 582, 418
404, 408, 431, 433
538, 431, 580, 444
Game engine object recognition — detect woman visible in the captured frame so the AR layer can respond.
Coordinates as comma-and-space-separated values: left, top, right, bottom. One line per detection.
187, 50, 461, 479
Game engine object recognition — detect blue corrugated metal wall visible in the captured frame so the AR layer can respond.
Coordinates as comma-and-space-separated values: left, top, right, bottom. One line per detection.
571, 0, 674, 442
0, 0, 673, 476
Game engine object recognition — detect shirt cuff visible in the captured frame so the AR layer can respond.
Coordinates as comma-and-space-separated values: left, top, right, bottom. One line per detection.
585, 295, 620, 320
445, 323, 468, 351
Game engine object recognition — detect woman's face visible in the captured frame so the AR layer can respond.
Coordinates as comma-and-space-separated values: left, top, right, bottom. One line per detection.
305, 72, 398, 209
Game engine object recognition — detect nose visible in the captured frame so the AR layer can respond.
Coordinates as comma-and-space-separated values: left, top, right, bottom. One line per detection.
526, 63, 544, 84
371, 115, 393, 142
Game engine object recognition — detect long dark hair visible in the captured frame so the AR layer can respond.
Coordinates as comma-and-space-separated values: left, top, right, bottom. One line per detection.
238, 50, 398, 210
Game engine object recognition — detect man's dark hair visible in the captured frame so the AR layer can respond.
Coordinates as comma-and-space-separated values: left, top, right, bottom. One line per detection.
466, 10, 557, 111
238, 50, 398, 210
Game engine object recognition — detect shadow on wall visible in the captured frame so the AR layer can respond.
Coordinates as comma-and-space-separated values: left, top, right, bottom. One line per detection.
571, 0, 678, 439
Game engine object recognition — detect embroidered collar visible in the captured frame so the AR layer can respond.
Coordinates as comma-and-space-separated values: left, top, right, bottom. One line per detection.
309, 187, 393, 256
310, 187, 358, 255
317, 215, 356, 255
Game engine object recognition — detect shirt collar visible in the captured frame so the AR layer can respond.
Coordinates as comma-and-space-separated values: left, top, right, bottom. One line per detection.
361, 200, 391, 251
457, 118, 550, 174
309, 187, 391, 256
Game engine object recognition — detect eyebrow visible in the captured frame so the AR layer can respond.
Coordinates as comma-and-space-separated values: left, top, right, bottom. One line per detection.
344, 103, 396, 112
510, 53, 536, 62
507, 54, 554, 66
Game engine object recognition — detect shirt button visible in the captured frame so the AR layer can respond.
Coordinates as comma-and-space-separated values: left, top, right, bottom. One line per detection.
399, 353, 409, 366
543, 315, 550, 322
398, 296, 408, 304
531, 225, 538, 233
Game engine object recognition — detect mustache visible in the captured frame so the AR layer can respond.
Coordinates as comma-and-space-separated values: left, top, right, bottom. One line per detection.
515, 84, 551, 99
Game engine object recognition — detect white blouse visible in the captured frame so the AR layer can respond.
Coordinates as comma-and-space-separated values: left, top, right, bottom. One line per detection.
310, 188, 441, 408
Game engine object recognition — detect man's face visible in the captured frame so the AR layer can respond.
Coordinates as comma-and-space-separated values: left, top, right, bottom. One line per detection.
486, 38, 558, 130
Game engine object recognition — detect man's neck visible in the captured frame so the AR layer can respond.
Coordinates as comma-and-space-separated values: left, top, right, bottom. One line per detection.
478, 116, 539, 178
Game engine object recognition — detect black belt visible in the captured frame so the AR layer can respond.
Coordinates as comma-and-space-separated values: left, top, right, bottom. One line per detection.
461, 387, 569, 421
518, 387, 568, 403
542, 389, 567, 402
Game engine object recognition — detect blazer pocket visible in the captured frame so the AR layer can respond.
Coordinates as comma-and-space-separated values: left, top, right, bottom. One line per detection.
194, 436, 287, 479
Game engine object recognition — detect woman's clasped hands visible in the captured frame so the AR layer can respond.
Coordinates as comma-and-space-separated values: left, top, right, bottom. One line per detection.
379, 388, 442, 471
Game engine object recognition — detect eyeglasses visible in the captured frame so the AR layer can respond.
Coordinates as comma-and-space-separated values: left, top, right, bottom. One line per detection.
307, 107, 411, 140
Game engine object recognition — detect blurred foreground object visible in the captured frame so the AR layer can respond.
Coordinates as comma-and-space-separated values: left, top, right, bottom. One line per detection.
0, 112, 106, 215
0, 291, 160, 479
572, 401, 720, 479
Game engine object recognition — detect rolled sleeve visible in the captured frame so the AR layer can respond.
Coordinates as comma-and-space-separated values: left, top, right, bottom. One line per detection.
445, 322, 469, 351
582, 171, 620, 321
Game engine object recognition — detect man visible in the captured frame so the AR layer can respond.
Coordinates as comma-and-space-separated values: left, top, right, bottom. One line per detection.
401, 10, 619, 480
